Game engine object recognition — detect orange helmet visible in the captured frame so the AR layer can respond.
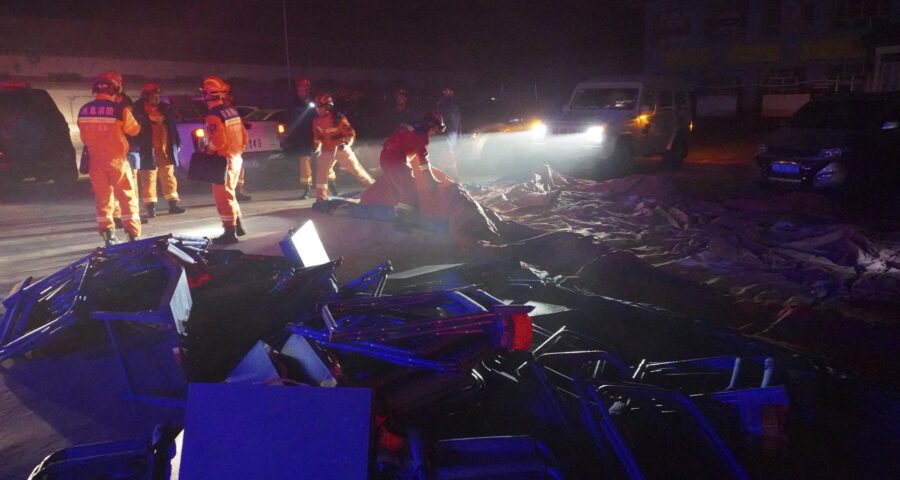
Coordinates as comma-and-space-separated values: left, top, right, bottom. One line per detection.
316, 93, 334, 110
422, 110, 446, 133
92, 71, 123, 95
296, 77, 311, 90
201, 75, 230, 101
140, 82, 161, 98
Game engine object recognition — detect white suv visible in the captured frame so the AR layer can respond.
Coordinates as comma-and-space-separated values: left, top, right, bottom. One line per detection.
533, 77, 693, 172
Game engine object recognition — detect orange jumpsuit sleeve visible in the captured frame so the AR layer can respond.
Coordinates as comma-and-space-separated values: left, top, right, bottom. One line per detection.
312, 118, 323, 152
338, 116, 356, 147
240, 122, 249, 152
121, 106, 140, 137
205, 114, 227, 154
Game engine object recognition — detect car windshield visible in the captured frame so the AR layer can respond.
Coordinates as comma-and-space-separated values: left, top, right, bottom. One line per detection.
570, 88, 639, 110
787, 99, 886, 129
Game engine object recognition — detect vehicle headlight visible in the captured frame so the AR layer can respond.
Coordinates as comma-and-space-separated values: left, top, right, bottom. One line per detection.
531, 121, 548, 139
584, 125, 605, 143
820, 147, 842, 159
757, 144, 768, 155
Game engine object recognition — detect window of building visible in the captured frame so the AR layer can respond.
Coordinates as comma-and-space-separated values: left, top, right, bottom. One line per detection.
641, 90, 656, 111
675, 91, 690, 110
825, 64, 869, 92
832, 0, 889, 30
762, 0, 782, 35
656, 10, 692, 42
704, 6, 748, 40
702, 76, 743, 95
763, 67, 807, 94
658, 90, 674, 110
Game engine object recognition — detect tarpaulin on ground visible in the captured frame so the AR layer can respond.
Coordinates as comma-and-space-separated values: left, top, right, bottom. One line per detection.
466, 167, 900, 386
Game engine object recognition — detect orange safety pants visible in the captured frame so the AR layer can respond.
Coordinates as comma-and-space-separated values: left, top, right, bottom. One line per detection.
112, 167, 139, 221
212, 155, 243, 227
90, 156, 141, 237
300, 154, 335, 186
315, 146, 374, 201
138, 152, 179, 204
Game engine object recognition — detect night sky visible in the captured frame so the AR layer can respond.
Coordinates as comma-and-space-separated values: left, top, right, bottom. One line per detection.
0, 0, 644, 79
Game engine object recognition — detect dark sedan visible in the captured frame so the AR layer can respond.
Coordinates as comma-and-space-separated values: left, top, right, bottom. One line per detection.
756, 93, 900, 192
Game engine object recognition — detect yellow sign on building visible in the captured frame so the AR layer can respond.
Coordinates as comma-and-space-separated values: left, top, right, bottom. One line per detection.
800, 38, 865, 60
725, 42, 782, 64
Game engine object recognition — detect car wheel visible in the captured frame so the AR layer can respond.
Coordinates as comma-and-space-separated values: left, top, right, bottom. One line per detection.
663, 134, 688, 168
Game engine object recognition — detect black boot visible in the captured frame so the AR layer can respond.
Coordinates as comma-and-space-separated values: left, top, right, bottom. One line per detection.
127, 233, 140, 242
168, 199, 186, 214
236, 191, 252, 202
328, 181, 339, 196
235, 217, 246, 237
300, 184, 311, 200
145, 202, 156, 218
101, 228, 120, 246
212, 226, 239, 245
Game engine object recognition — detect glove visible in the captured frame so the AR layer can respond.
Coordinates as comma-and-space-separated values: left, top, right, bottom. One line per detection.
313, 148, 322, 158
418, 163, 442, 185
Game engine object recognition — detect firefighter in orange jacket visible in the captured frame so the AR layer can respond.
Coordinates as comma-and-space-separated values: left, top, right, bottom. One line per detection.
201, 76, 248, 245
77, 71, 142, 245
380, 111, 445, 207
311, 93, 374, 208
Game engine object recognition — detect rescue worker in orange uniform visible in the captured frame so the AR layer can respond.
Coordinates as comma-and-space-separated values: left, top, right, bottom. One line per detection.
201, 76, 249, 245
379, 111, 445, 207
132, 83, 186, 217
77, 71, 142, 245
311, 93, 374, 209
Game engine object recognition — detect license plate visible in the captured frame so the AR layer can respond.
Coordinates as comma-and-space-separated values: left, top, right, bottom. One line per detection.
771, 162, 800, 174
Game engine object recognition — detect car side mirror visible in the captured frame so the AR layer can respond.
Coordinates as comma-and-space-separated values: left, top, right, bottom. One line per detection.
882, 120, 898, 130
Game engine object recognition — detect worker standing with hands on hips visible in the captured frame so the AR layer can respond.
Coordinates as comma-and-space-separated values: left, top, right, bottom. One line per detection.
201, 76, 248, 245
379, 111, 445, 208
311, 92, 374, 211
132, 83, 186, 217
77, 71, 142, 246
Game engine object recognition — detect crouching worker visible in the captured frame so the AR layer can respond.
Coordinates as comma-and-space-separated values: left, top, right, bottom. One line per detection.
133, 83, 186, 217
77, 71, 142, 246
379, 111, 446, 209
311, 93, 374, 211
201, 76, 248, 245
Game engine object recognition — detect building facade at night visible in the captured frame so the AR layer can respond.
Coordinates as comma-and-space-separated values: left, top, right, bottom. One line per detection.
643, 0, 900, 116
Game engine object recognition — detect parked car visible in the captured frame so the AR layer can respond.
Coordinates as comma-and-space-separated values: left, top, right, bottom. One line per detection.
167, 96, 283, 172
467, 77, 693, 177
756, 93, 900, 192
0, 82, 77, 185
536, 77, 693, 173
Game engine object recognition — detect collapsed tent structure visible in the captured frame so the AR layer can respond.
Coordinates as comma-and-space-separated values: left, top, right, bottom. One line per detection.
6, 221, 899, 479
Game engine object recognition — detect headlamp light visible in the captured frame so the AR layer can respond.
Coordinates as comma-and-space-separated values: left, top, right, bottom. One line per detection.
585, 125, 605, 143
